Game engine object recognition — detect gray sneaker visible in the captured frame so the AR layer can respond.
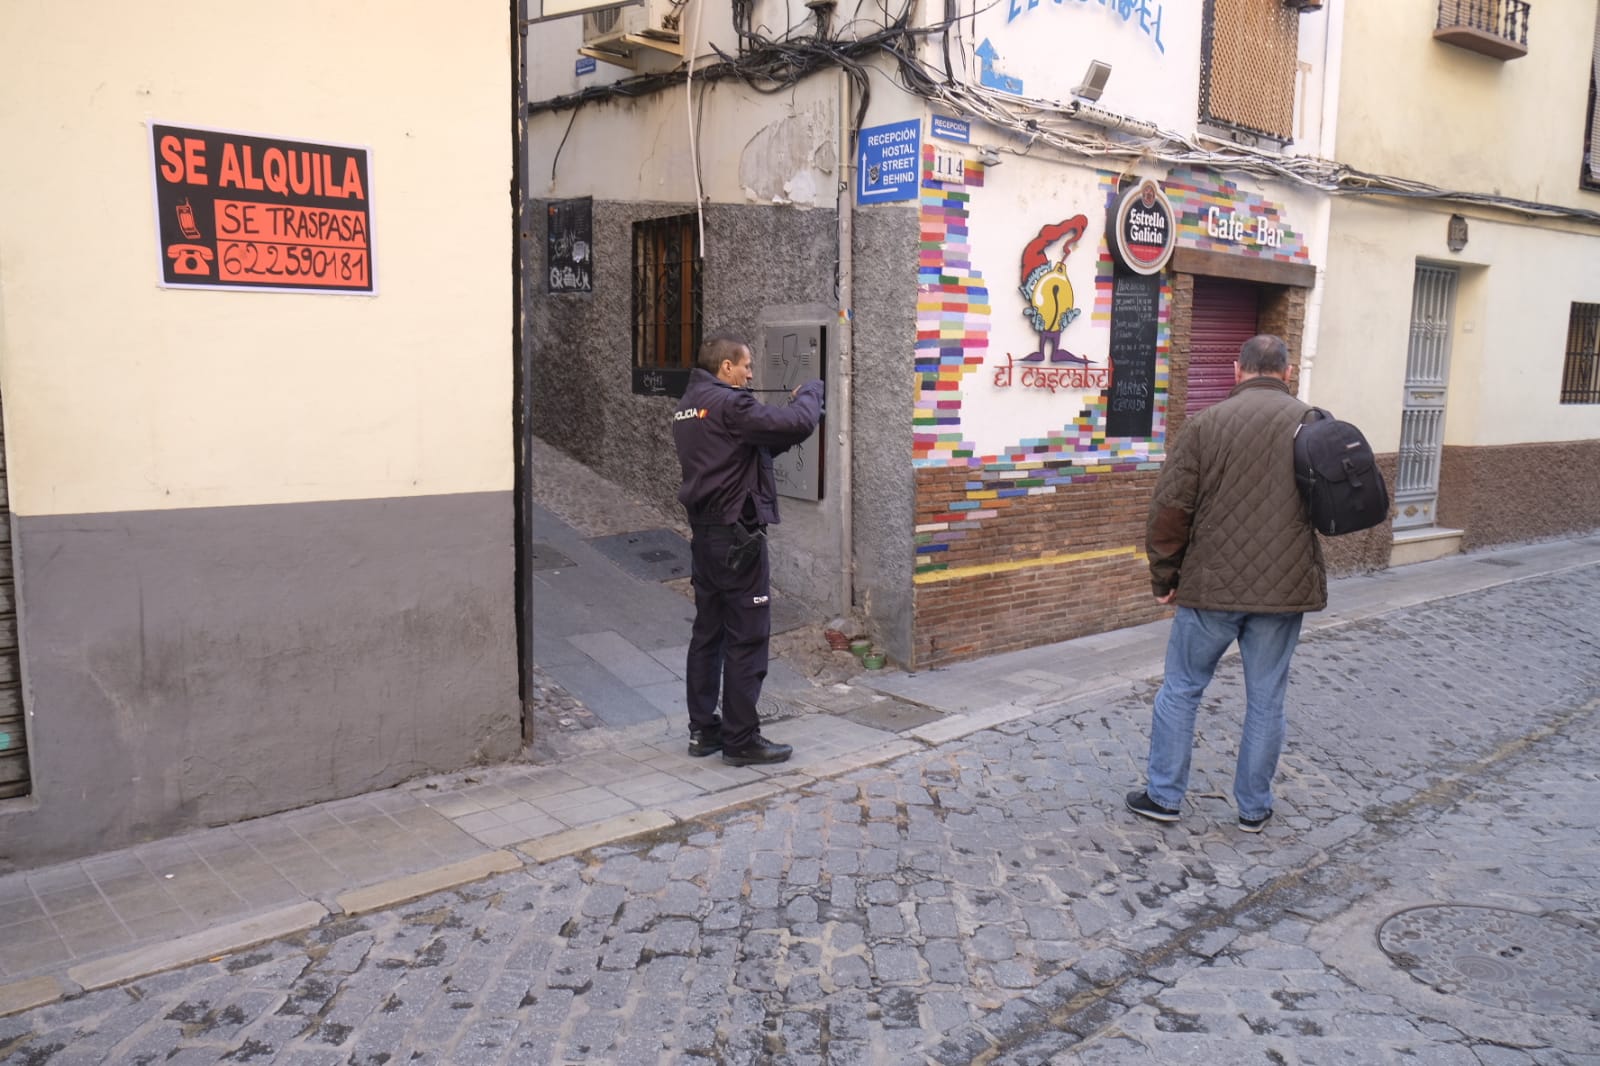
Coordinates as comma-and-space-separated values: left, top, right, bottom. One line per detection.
1238, 810, 1273, 833
1125, 790, 1180, 823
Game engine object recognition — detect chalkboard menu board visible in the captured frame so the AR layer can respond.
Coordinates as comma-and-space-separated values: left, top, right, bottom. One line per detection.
546, 198, 592, 294
1105, 270, 1160, 439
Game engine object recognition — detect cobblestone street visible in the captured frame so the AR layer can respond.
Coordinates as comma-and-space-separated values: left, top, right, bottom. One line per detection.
2, 566, 1597, 1065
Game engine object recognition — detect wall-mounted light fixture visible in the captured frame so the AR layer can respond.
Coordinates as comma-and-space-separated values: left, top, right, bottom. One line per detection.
1073, 60, 1112, 103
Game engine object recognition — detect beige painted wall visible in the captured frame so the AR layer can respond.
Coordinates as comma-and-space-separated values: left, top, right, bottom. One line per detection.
0, 2, 513, 516
526, 58, 927, 208
1315, 197, 1600, 451
1337, 1, 1600, 213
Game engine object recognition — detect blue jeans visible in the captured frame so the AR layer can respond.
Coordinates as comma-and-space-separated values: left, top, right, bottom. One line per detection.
1145, 607, 1305, 821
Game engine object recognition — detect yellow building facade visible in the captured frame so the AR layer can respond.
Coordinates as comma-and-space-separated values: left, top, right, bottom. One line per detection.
1314, 0, 1600, 561
0, 2, 522, 867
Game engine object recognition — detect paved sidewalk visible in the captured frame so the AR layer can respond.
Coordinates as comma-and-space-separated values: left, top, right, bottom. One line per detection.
1, 532, 1594, 1023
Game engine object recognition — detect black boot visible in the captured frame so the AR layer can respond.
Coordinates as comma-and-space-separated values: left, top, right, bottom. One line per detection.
721, 734, 792, 766
687, 719, 723, 757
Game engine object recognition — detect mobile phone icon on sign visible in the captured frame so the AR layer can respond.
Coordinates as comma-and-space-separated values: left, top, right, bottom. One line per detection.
176, 198, 202, 240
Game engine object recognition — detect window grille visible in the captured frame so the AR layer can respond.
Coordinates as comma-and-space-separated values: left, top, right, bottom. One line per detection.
1585, 6, 1600, 190
1199, 0, 1300, 141
632, 214, 702, 376
1561, 302, 1600, 405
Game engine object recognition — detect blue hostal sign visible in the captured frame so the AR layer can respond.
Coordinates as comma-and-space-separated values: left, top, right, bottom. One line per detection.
857, 119, 921, 204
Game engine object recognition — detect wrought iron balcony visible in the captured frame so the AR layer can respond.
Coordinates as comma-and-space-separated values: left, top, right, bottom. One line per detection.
1434, 0, 1530, 61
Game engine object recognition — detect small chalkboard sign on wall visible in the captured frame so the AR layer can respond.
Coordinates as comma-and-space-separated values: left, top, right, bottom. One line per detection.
546, 197, 593, 294
1105, 270, 1160, 439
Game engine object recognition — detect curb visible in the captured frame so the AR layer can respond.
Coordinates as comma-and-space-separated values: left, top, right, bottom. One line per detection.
336, 851, 525, 917
64, 902, 330, 994
0, 976, 68, 1017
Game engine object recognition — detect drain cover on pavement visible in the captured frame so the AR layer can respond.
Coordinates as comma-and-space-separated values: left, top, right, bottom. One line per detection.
756, 693, 806, 722
843, 698, 944, 732
527, 543, 576, 571
1378, 905, 1600, 1017
587, 528, 691, 582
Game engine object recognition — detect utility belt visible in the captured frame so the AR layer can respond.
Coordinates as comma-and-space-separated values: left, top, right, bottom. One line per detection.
690, 519, 767, 572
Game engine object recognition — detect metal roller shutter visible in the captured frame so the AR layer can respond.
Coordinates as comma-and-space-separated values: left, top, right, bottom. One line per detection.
0, 401, 25, 800
1186, 276, 1261, 416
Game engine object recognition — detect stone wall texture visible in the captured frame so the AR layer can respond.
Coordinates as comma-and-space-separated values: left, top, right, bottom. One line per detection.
1439, 440, 1600, 550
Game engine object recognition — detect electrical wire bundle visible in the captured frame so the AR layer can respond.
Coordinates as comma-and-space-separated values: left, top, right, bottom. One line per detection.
529, 0, 1600, 226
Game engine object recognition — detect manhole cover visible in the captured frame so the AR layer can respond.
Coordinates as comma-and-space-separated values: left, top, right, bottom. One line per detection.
1475, 557, 1524, 568
1378, 905, 1600, 1017
756, 694, 807, 722
843, 697, 944, 732
527, 543, 576, 571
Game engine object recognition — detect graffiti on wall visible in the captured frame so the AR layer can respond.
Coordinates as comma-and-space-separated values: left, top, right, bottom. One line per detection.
1005, 0, 1168, 54
913, 143, 1169, 579
914, 149, 1170, 473
975, 40, 1025, 94
1017, 216, 1089, 364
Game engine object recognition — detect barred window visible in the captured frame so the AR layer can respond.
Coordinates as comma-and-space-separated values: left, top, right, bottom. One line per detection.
632, 214, 702, 394
1562, 302, 1600, 404
1584, 6, 1599, 191
1200, 0, 1301, 143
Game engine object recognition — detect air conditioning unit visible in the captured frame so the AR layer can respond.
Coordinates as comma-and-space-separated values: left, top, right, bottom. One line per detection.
581, 0, 686, 64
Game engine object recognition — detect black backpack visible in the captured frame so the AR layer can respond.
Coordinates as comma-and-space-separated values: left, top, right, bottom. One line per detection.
1292, 408, 1389, 535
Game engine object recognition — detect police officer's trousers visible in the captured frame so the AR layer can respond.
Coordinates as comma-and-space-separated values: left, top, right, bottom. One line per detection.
685, 523, 770, 751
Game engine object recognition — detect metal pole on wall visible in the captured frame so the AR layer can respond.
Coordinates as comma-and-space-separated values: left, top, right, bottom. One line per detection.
836, 67, 856, 616
511, 0, 536, 739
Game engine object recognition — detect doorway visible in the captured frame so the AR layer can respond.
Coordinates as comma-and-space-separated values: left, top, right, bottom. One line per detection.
1187, 275, 1262, 416
1394, 264, 1458, 530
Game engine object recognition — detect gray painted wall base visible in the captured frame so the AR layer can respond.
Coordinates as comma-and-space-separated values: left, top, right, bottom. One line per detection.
1, 491, 521, 870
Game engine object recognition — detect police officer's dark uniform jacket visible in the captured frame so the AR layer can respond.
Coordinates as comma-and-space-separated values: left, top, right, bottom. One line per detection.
673, 368, 824, 752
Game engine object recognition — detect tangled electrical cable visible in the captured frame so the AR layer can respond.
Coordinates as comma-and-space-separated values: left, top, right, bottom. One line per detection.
528, 2, 1600, 227
529, 0, 925, 143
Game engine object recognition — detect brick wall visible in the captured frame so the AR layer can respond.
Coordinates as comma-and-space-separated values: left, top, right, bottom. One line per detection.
910, 272, 1319, 667
911, 467, 1165, 667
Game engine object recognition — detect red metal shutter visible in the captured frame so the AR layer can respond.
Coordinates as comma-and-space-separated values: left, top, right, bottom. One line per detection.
1186, 276, 1261, 416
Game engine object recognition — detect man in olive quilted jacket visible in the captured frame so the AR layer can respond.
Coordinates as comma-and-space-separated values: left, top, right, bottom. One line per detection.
1126, 334, 1326, 833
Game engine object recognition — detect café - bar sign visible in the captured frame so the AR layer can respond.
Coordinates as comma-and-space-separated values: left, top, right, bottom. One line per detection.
150, 122, 375, 294
1109, 177, 1176, 276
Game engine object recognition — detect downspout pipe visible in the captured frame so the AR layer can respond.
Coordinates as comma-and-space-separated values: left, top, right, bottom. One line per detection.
836, 67, 856, 616
1300, 2, 1343, 403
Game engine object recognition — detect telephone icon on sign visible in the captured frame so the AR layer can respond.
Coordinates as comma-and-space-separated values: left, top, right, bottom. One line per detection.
167, 243, 214, 276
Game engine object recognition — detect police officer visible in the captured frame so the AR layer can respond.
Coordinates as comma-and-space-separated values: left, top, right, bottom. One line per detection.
673, 333, 824, 765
